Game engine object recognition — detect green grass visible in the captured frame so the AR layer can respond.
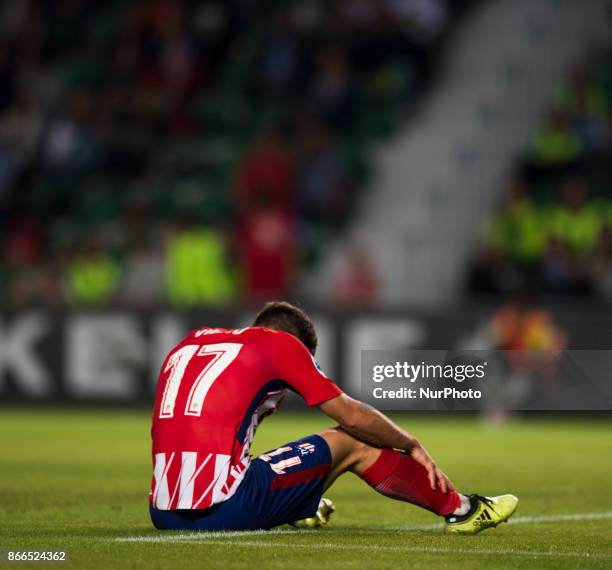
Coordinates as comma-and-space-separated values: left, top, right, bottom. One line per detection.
0, 410, 611, 569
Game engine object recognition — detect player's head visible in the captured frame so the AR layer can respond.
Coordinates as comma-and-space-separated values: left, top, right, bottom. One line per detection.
253, 301, 318, 355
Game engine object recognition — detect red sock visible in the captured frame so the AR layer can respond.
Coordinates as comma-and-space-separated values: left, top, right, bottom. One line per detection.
360, 448, 460, 516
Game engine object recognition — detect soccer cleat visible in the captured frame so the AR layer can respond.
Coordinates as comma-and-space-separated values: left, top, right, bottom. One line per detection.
445, 494, 518, 534
290, 498, 336, 528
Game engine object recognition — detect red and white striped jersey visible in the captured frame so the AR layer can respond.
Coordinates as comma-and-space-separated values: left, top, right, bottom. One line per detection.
150, 326, 342, 511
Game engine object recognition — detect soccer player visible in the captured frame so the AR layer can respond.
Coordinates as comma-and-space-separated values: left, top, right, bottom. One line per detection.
150, 301, 518, 533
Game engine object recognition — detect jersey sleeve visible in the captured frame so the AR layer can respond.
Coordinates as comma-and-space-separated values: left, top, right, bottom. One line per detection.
272, 331, 342, 406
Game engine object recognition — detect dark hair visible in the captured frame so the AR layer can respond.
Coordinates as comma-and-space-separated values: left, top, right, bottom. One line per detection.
253, 301, 318, 355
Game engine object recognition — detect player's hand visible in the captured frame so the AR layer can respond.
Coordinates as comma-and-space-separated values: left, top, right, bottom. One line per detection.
409, 445, 455, 494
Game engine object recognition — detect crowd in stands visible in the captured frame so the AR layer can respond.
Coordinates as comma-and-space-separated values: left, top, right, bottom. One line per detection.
469, 44, 612, 299
0, 0, 473, 308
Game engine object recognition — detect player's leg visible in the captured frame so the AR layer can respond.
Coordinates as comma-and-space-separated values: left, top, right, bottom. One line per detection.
150, 430, 516, 533
320, 427, 462, 516
318, 427, 518, 534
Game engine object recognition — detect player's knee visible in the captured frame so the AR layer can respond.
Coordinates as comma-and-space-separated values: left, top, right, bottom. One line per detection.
320, 427, 376, 465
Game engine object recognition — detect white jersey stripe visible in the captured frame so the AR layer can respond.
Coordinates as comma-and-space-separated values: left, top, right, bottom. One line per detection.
152, 453, 165, 506
178, 452, 212, 509
153, 452, 173, 509
176, 452, 197, 509
211, 454, 231, 504
168, 459, 183, 508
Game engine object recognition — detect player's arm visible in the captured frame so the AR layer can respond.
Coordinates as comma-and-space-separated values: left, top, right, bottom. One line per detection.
271, 330, 453, 492
319, 393, 454, 492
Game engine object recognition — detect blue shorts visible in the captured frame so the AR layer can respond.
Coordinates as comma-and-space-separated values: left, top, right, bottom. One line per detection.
150, 434, 331, 531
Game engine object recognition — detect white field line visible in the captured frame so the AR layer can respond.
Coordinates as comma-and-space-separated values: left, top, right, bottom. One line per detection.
113, 538, 612, 559
114, 510, 612, 542
510, 511, 612, 524
111, 510, 612, 559
388, 510, 612, 532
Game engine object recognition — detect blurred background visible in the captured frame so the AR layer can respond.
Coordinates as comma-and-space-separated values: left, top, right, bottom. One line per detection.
1, 0, 612, 404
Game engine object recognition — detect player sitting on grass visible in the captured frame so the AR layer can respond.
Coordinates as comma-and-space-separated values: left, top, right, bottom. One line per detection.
150, 301, 518, 533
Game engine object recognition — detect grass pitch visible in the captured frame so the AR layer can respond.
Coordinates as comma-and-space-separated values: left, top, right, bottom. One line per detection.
0, 409, 610, 569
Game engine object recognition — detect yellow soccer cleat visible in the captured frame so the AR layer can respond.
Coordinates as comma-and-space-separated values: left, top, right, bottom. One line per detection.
445, 494, 518, 534
290, 498, 336, 529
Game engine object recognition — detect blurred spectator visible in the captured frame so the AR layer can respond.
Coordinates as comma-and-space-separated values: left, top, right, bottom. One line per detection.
489, 293, 565, 351
144, 1, 203, 134
296, 118, 352, 224
309, 44, 356, 130
0, 90, 43, 202
6, 264, 63, 307
333, 244, 381, 306
472, 45, 612, 297
235, 129, 294, 216
0, 91, 43, 183
2, 217, 59, 306
483, 293, 566, 423
564, 68, 611, 153
385, 0, 449, 44
541, 237, 579, 293
236, 197, 297, 302
255, 9, 303, 96
485, 184, 547, 264
0, 0, 470, 307
166, 224, 234, 306
65, 240, 121, 305
528, 110, 583, 167
549, 174, 601, 255
4, 217, 43, 266
120, 237, 164, 307
42, 90, 100, 175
